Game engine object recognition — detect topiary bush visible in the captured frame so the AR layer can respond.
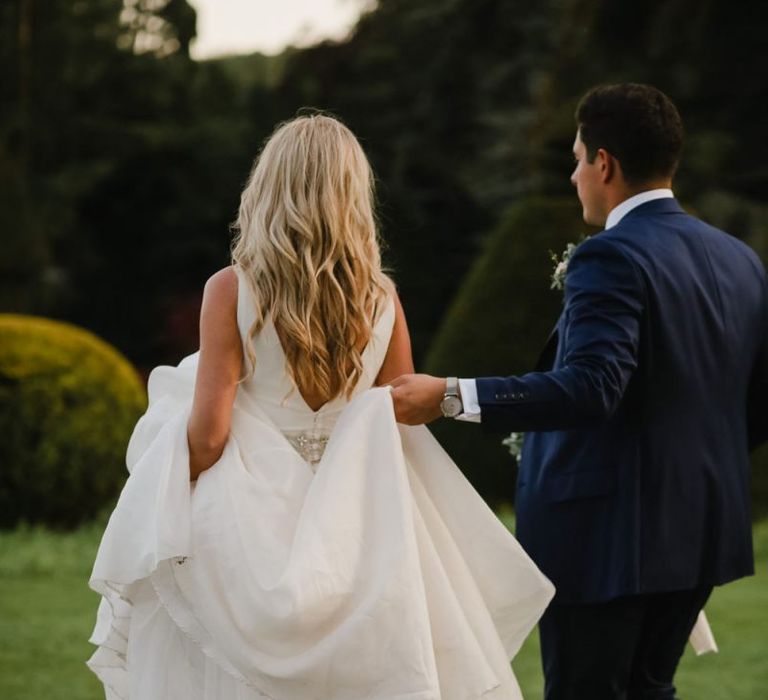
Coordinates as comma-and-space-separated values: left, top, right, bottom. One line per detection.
424, 196, 590, 508
0, 315, 146, 529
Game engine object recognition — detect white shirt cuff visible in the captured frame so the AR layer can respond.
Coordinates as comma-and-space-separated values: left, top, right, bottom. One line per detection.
456, 378, 481, 422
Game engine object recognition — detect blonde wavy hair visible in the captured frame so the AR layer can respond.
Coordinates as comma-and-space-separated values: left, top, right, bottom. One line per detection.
231, 114, 391, 402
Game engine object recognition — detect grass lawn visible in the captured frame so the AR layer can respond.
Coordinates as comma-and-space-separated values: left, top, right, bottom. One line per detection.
1, 519, 766, 699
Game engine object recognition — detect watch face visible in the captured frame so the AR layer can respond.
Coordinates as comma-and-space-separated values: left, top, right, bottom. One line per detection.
441, 395, 463, 417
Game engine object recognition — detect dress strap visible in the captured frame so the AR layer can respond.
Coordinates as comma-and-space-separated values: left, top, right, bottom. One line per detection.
233, 265, 260, 377
233, 265, 255, 340
361, 295, 396, 387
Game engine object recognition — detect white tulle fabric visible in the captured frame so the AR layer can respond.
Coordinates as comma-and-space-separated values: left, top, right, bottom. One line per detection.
87, 273, 555, 700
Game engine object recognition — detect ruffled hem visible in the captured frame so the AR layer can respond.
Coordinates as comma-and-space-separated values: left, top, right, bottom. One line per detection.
86, 582, 133, 700
87, 565, 280, 700
150, 559, 268, 696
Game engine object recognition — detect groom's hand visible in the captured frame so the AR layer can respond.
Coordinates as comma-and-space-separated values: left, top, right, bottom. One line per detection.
389, 374, 445, 425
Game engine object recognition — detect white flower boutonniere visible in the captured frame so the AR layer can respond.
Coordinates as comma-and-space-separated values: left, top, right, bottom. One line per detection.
501, 431, 525, 465
549, 236, 590, 291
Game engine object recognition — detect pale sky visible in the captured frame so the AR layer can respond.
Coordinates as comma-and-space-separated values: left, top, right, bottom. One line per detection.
187, 0, 371, 59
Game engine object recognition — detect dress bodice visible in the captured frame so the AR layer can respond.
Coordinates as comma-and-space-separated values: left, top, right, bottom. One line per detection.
233, 266, 396, 461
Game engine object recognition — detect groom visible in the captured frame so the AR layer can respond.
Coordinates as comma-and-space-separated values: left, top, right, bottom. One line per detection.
391, 84, 768, 699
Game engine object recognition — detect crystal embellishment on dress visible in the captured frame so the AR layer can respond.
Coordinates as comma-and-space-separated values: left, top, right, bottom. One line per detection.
286, 432, 330, 468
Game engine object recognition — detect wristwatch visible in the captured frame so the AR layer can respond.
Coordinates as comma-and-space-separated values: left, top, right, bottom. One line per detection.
440, 377, 464, 418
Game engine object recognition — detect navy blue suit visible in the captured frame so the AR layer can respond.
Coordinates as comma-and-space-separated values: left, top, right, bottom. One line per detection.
476, 198, 768, 605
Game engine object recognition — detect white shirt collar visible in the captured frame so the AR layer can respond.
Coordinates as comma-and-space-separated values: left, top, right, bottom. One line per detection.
605, 189, 675, 230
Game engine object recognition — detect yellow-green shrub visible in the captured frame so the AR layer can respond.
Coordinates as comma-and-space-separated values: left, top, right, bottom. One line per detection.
0, 315, 146, 529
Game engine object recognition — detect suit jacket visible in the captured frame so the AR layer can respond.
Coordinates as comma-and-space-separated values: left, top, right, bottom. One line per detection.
476, 198, 768, 603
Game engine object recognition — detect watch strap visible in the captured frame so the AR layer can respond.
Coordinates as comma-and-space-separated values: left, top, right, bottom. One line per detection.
444, 376, 459, 398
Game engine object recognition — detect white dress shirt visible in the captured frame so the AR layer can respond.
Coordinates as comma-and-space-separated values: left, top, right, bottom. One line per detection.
456, 189, 675, 422
604, 188, 674, 229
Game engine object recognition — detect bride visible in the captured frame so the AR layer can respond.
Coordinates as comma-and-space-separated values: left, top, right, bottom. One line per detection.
87, 114, 555, 700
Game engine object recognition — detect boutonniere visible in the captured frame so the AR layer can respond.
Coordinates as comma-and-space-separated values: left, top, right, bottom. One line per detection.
549, 236, 590, 291
501, 431, 525, 466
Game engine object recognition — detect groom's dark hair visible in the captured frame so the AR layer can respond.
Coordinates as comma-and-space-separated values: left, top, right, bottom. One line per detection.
576, 84, 684, 185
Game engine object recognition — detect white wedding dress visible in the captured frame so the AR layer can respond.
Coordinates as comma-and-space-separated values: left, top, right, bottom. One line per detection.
87, 269, 555, 700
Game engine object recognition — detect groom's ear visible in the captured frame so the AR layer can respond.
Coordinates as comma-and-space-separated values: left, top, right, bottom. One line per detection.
596, 148, 618, 185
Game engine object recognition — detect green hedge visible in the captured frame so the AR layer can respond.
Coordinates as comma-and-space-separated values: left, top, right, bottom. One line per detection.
0, 315, 146, 529
423, 196, 768, 516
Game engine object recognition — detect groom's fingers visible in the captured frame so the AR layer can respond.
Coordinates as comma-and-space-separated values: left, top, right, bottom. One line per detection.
389, 374, 445, 424
390, 377, 443, 425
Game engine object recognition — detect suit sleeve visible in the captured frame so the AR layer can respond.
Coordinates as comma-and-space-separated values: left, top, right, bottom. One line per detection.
476, 236, 644, 432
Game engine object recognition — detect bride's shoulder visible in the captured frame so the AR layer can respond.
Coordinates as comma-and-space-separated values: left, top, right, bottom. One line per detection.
200, 266, 238, 320
204, 266, 238, 296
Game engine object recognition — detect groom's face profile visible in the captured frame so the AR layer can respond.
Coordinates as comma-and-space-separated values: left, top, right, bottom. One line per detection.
571, 130, 608, 227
